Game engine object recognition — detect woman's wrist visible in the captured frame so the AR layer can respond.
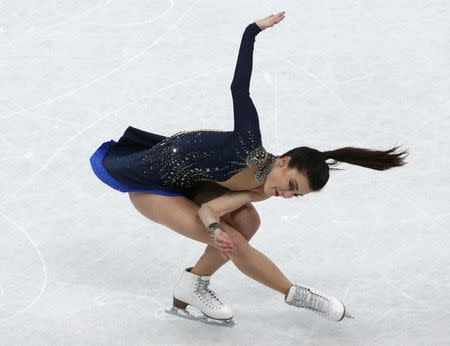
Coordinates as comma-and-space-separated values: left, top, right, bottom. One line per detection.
207, 222, 223, 238
254, 22, 263, 31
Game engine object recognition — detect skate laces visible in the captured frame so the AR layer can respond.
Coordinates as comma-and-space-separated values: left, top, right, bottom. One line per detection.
287, 285, 332, 318
194, 277, 223, 306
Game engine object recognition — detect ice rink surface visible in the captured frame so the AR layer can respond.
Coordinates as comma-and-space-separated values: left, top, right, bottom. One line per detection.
1, 1, 449, 345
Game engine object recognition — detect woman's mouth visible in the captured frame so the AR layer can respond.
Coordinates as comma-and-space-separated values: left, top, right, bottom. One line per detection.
275, 188, 279, 196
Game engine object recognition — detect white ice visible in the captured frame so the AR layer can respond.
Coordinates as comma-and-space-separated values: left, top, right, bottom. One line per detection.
1, 1, 449, 345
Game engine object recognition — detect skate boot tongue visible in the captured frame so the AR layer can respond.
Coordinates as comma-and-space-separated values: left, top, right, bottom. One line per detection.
285, 284, 346, 322
195, 276, 223, 306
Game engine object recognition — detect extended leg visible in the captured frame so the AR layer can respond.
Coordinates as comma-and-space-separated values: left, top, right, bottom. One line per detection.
226, 239, 293, 297
208, 219, 293, 297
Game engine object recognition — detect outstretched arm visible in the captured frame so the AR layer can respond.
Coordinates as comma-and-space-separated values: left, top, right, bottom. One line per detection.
230, 23, 262, 94
230, 12, 286, 92
230, 12, 286, 134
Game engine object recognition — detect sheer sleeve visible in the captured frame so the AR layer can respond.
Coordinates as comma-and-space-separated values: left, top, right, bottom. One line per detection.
230, 23, 263, 135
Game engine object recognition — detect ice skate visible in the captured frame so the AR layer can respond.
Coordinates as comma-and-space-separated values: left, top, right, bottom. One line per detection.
285, 284, 355, 322
165, 267, 235, 327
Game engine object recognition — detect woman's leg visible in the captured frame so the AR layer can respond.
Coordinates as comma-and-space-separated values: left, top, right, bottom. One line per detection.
191, 204, 260, 276
181, 180, 261, 277
220, 220, 293, 296
128, 191, 293, 297
191, 244, 228, 276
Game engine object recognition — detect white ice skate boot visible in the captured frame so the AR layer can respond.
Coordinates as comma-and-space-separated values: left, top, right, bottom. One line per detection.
285, 284, 354, 322
165, 267, 235, 327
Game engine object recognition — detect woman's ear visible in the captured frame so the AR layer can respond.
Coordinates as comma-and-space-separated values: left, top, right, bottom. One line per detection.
280, 156, 289, 167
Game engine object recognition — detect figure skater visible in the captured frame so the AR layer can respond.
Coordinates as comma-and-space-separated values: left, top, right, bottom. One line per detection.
89, 11, 408, 327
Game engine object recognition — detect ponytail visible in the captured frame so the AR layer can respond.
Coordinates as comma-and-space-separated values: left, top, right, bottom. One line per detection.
323, 144, 409, 171
279, 144, 409, 191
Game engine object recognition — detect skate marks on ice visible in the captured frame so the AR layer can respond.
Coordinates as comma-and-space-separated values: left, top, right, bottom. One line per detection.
93, 291, 180, 321
165, 305, 235, 328
93, 289, 232, 323
0, 212, 48, 326
4, 0, 114, 49
111, 0, 175, 28
0, 0, 198, 121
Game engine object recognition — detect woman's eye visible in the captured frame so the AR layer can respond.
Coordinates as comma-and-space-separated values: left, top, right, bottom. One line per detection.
290, 180, 300, 197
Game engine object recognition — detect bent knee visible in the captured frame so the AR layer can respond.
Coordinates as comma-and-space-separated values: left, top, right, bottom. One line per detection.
242, 205, 261, 229
221, 223, 251, 256
229, 204, 261, 240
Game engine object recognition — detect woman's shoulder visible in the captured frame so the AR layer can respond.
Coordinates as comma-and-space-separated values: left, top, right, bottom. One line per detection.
248, 186, 270, 202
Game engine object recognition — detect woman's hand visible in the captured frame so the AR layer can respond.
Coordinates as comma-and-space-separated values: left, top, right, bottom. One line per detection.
255, 11, 286, 31
213, 229, 235, 260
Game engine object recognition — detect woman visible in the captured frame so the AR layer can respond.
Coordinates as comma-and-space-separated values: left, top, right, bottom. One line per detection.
90, 11, 408, 326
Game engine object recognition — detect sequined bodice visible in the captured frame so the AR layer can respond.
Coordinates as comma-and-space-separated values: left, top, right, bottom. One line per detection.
130, 128, 269, 191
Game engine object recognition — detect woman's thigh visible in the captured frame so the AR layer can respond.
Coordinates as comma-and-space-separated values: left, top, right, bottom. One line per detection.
128, 191, 215, 246
128, 183, 252, 248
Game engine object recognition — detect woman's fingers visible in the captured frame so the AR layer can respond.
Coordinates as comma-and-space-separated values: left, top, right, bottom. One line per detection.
215, 239, 234, 252
219, 243, 234, 250
259, 11, 285, 29
220, 242, 233, 248
216, 239, 232, 247
215, 233, 235, 251
217, 235, 232, 245
275, 12, 285, 19
218, 240, 234, 251
270, 12, 284, 18
222, 248, 233, 254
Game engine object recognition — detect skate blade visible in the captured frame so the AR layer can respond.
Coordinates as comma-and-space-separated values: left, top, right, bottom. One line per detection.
344, 311, 355, 319
165, 306, 235, 328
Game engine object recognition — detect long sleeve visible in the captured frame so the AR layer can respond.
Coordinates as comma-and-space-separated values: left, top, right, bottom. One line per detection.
230, 22, 263, 135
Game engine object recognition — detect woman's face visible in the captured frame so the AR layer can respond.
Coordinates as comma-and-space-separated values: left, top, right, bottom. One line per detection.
263, 156, 313, 198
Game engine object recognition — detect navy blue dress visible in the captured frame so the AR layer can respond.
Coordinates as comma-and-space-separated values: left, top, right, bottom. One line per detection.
89, 23, 270, 197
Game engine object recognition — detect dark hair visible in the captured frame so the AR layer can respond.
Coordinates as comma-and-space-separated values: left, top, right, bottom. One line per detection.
279, 144, 409, 191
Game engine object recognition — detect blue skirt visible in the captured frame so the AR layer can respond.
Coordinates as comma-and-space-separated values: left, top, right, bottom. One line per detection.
89, 139, 183, 197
